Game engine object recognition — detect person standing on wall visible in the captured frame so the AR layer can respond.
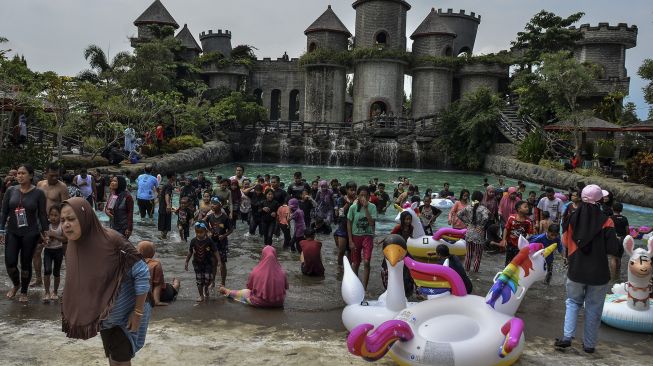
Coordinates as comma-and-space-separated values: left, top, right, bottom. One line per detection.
74, 168, 96, 208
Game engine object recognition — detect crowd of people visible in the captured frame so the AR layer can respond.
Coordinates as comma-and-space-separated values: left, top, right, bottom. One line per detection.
0, 161, 648, 363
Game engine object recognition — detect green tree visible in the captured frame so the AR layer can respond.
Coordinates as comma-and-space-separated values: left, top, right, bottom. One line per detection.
77, 45, 131, 85
638, 58, 653, 118
209, 92, 267, 132
621, 102, 640, 125
439, 88, 502, 169
512, 10, 585, 65
594, 92, 625, 124
0, 36, 10, 59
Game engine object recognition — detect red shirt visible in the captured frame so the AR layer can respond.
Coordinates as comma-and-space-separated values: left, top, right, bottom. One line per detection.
156, 125, 164, 141
504, 215, 534, 247
300, 240, 324, 276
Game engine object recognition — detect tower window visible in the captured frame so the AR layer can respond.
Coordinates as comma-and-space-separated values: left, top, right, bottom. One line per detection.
309, 42, 317, 53
375, 31, 388, 45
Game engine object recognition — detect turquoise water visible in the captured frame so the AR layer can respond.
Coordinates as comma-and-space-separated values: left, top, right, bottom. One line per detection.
189, 163, 652, 229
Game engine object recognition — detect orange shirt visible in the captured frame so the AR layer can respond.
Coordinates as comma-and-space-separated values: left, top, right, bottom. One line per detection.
277, 205, 291, 225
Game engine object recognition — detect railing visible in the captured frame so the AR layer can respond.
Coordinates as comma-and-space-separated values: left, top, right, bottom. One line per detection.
26, 126, 86, 155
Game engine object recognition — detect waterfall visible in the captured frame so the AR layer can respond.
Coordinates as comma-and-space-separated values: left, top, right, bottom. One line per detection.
327, 132, 348, 167
250, 134, 263, 162
412, 140, 422, 169
351, 140, 362, 166
373, 140, 398, 168
279, 136, 289, 164
304, 136, 321, 166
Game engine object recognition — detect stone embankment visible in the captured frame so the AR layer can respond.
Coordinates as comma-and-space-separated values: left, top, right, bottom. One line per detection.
484, 154, 653, 209
96, 141, 231, 178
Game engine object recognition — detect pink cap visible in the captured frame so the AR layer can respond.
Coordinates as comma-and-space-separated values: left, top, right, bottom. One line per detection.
507, 187, 517, 194
581, 184, 609, 204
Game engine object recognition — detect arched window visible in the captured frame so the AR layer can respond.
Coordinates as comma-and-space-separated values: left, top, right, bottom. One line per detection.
253, 89, 263, 105
369, 101, 388, 119
308, 42, 317, 52
444, 46, 453, 57
375, 31, 388, 46
289, 90, 300, 121
270, 89, 281, 120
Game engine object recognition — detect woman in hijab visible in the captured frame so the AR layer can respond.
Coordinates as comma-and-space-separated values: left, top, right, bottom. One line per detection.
137, 241, 180, 306
218, 246, 288, 307
60, 197, 151, 365
106, 176, 134, 239
314, 180, 334, 226
481, 185, 499, 224
555, 185, 620, 353
498, 187, 518, 226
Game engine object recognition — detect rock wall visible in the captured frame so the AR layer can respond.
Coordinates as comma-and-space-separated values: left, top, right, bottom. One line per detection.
96, 141, 232, 179
484, 154, 653, 208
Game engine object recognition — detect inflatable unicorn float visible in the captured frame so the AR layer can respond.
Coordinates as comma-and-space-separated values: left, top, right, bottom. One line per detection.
602, 236, 653, 333
347, 236, 557, 366
394, 202, 466, 258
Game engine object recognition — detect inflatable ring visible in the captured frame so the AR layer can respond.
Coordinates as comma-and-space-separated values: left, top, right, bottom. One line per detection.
407, 236, 466, 258
433, 227, 467, 241
629, 226, 651, 240
602, 294, 653, 333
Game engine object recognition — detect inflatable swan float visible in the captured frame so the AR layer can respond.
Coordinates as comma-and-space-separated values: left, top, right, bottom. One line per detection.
341, 235, 415, 331
348, 236, 557, 366
602, 236, 653, 333
395, 203, 466, 258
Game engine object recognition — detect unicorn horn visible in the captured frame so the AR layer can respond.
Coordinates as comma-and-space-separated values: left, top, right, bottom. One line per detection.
543, 243, 557, 258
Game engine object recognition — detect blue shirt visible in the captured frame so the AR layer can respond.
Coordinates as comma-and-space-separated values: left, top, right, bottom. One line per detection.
136, 174, 158, 200
529, 233, 563, 264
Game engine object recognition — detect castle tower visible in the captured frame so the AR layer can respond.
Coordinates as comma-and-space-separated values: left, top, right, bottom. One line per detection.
352, 0, 411, 122
571, 23, 638, 105
199, 29, 248, 90
435, 8, 480, 55
132, 0, 179, 46
410, 8, 456, 117
304, 5, 351, 122
199, 29, 233, 57
175, 24, 202, 62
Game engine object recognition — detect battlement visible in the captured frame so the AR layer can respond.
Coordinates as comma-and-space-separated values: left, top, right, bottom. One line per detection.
200, 29, 232, 40
572, 23, 637, 48
258, 57, 299, 63
437, 8, 481, 23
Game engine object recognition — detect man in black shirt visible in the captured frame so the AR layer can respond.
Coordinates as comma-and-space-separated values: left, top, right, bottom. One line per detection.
287, 171, 310, 200
158, 172, 175, 239
192, 171, 212, 204
609, 202, 629, 281
438, 182, 454, 198
270, 175, 288, 204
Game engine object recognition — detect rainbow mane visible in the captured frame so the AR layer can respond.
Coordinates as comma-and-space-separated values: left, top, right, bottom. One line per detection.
486, 243, 542, 308
347, 321, 414, 361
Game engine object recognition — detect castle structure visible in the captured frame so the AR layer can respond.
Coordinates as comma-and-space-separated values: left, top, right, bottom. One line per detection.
131, 0, 637, 123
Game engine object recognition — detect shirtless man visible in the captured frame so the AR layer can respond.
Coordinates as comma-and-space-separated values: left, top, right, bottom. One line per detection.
32, 163, 69, 287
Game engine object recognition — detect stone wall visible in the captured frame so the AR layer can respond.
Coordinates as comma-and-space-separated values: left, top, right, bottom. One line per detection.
250, 59, 306, 121
352, 59, 406, 122
411, 67, 453, 118
96, 141, 232, 180
306, 32, 349, 52
304, 65, 347, 122
353, 0, 409, 50
483, 154, 653, 208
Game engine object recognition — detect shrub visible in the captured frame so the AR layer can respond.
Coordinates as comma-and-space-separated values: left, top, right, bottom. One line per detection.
0, 142, 52, 171
517, 131, 547, 164
83, 136, 106, 153
168, 135, 204, 151
538, 159, 565, 170
574, 167, 605, 177
626, 152, 653, 187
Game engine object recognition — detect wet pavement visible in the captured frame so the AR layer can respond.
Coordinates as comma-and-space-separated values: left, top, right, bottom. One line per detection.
1, 213, 653, 365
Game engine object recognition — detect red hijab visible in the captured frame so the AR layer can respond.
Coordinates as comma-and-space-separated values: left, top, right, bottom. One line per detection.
247, 246, 288, 307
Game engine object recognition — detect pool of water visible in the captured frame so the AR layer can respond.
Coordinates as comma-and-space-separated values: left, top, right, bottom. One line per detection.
177, 163, 651, 228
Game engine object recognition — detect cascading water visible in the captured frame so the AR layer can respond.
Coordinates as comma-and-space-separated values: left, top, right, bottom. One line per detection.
373, 140, 398, 169
412, 140, 422, 169
351, 140, 362, 167
327, 133, 349, 167
304, 136, 321, 166
279, 136, 289, 164
250, 134, 263, 162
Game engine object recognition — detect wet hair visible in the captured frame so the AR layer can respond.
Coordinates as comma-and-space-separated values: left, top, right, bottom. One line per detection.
294, 171, 302, 178
436, 244, 450, 257
378, 183, 385, 188
548, 223, 560, 234
471, 191, 484, 224
345, 181, 357, 190
264, 188, 274, 196
410, 195, 420, 203
399, 211, 413, 233
48, 204, 61, 214
47, 162, 60, 173
459, 189, 470, 201
271, 175, 280, 183
613, 202, 623, 212
304, 228, 315, 238
369, 184, 377, 192
220, 179, 230, 185
235, 164, 244, 172
356, 186, 369, 196
444, 182, 450, 187
515, 200, 527, 211
17, 163, 35, 177
545, 187, 555, 194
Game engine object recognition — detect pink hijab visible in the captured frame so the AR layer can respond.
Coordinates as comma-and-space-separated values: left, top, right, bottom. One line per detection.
498, 187, 518, 223
247, 246, 288, 307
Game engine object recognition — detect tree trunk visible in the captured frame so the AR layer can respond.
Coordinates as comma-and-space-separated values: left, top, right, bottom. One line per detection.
57, 122, 63, 161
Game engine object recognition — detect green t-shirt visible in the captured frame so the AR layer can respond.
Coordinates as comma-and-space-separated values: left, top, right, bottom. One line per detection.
347, 202, 377, 236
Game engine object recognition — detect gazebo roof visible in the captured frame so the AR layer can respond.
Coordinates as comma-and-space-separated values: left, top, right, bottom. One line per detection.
134, 0, 179, 28
175, 24, 202, 51
544, 116, 622, 132
305, 5, 351, 36
411, 8, 456, 40
621, 120, 653, 132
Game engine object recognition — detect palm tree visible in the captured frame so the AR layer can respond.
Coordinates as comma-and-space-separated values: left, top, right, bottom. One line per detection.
77, 45, 131, 84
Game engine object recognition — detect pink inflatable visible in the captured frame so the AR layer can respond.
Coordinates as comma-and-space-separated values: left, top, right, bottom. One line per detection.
433, 227, 467, 241
554, 192, 568, 202
630, 226, 652, 240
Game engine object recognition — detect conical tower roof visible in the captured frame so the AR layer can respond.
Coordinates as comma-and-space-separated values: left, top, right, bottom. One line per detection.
175, 24, 201, 51
411, 8, 456, 39
305, 5, 351, 36
134, 0, 179, 28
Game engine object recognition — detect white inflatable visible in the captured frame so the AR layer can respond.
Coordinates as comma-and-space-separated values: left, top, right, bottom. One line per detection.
602, 236, 653, 333
348, 236, 557, 366
394, 203, 466, 257
341, 236, 415, 331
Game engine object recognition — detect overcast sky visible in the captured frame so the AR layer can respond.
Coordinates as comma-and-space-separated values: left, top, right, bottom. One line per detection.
1, 0, 651, 119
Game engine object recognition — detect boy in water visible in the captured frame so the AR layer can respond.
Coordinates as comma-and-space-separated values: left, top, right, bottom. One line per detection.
288, 198, 306, 253
299, 229, 324, 276
529, 223, 562, 284
375, 183, 391, 214
184, 221, 219, 302
537, 211, 552, 234
174, 196, 195, 243
205, 197, 232, 287
500, 200, 534, 265
43, 205, 66, 302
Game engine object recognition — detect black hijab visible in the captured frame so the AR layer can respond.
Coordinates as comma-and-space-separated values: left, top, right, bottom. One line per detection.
570, 202, 608, 254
